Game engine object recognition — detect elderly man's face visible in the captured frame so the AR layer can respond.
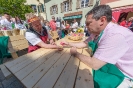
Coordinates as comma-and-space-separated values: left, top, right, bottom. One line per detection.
85, 14, 105, 35
31, 20, 42, 32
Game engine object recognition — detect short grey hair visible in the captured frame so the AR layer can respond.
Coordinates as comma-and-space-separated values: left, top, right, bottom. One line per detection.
86, 5, 112, 22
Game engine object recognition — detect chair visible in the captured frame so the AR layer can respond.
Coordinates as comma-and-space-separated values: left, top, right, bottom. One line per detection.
50, 31, 59, 41
8, 35, 29, 59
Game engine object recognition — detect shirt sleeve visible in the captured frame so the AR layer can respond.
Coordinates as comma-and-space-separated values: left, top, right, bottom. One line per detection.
25, 32, 42, 46
0, 20, 5, 25
93, 34, 129, 64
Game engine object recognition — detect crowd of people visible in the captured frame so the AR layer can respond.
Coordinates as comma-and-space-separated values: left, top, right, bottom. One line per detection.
0, 13, 27, 30
119, 17, 133, 32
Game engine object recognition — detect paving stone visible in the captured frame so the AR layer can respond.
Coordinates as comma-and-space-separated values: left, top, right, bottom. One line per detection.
0, 70, 5, 82
0, 83, 3, 88
2, 76, 17, 88
9, 80, 24, 88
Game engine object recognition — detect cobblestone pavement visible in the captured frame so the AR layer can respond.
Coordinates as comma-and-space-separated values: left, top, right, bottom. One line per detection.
0, 50, 27, 88
0, 69, 24, 88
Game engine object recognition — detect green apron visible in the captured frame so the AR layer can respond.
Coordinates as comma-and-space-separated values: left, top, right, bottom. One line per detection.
88, 31, 125, 88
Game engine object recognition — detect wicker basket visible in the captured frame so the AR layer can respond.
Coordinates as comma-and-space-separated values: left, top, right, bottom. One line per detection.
68, 33, 84, 41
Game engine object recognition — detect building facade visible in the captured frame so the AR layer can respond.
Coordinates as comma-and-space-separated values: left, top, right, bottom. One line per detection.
26, 0, 46, 19
44, 0, 97, 26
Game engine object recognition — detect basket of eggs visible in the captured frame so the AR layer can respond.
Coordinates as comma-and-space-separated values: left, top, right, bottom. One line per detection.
68, 28, 84, 41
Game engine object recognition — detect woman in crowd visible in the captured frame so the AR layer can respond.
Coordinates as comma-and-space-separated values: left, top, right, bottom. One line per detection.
15, 17, 26, 29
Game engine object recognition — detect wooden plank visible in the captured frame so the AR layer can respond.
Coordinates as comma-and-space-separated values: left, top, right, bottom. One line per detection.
8, 49, 51, 74
9, 43, 28, 53
75, 49, 94, 88
21, 48, 67, 88
5, 48, 44, 68
33, 49, 71, 88
11, 52, 18, 59
0, 64, 12, 79
9, 35, 25, 42
12, 29, 20, 36
0, 31, 4, 36
15, 49, 56, 80
54, 49, 82, 88
9, 39, 28, 47
3, 31, 13, 36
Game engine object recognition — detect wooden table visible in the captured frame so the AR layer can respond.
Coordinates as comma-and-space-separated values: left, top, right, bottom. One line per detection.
4, 40, 93, 88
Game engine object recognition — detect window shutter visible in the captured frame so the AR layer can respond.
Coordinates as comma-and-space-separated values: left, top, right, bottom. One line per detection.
56, 5, 58, 14
76, 0, 80, 9
50, 7, 52, 15
88, 0, 94, 6
61, 3, 64, 13
38, 5, 40, 13
69, 0, 72, 11
60, 3, 63, 13
41, 4, 44, 12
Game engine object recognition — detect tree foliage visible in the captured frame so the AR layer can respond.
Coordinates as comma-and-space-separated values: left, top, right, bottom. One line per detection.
0, 0, 33, 19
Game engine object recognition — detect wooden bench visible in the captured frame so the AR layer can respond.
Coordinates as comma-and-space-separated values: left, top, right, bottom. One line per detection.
0, 35, 29, 78
8, 35, 29, 59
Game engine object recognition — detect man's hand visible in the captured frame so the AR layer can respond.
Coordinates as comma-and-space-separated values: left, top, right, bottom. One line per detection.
70, 47, 77, 56
50, 39, 56, 45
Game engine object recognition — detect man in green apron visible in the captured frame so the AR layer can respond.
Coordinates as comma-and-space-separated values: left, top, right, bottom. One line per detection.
61, 5, 133, 88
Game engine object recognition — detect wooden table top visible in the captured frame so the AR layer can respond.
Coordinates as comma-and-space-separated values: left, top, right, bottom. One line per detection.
4, 39, 93, 88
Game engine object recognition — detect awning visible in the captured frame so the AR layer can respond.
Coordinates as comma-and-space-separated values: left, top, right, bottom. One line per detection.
112, 5, 133, 13
63, 15, 82, 20
112, 11, 121, 22
112, 5, 133, 22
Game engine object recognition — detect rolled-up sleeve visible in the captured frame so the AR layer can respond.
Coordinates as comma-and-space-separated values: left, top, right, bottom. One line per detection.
93, 34, 129, 64
25, 32, 42, 46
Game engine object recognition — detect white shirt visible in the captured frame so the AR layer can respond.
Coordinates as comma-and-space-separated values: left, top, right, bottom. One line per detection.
25, 29, 52, 46
72, 22, 78, 32
0, 19, 12, 29
15, 23, 26, 29
72, 22, 78, 28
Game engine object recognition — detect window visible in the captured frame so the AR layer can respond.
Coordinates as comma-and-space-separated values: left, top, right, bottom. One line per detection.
81, 0, 89, 8
38, 4, 45, 13
64, 1, 69, 12
31, 5, 37, 13
50, 5, 58, 15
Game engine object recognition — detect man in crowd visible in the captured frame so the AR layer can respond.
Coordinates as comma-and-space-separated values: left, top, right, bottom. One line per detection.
0, 13, 13, 29
62, 5, 133, 88
50, 16, 56, 31
71, 19, 78, 32
25, 14, 62, 53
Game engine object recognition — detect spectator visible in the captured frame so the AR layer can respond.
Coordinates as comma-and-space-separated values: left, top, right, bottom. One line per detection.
44, 21, 51, 31
120, 18, 126, 27
71, 19, 78, 32
50, 16, 56, 31
15, 17, 26, 29
0, 13, 13, 29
